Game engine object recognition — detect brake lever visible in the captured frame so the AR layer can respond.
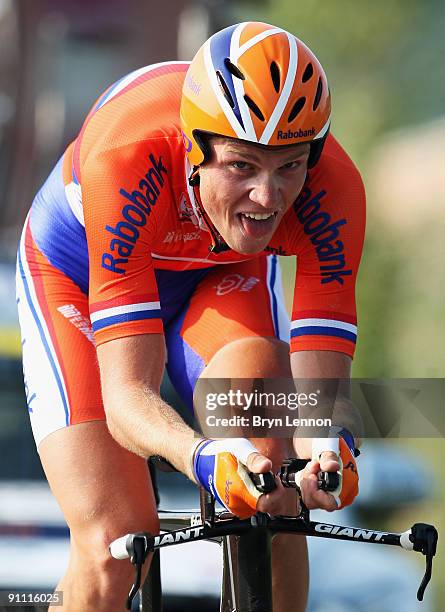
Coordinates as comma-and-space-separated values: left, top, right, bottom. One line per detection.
124, 533, 153, 609
409, 523, 438, 601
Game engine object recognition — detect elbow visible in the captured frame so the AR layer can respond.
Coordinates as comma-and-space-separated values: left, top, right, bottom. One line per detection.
104, 403, 129, 450
105, 407, 119, 440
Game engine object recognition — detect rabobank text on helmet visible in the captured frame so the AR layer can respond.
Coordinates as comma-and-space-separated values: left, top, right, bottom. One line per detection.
277, 127, 316, 140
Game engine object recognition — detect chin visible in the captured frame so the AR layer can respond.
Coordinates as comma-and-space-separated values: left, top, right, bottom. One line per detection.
226, 237, 268, 255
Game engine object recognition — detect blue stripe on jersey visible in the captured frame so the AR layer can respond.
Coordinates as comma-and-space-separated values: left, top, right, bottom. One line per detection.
17, 247, 70, 426
269, 255, 279, 337
290, 326, 357, 343
91, 309, 162, 333
210, 25, 245, 132
30, 156, 89, 295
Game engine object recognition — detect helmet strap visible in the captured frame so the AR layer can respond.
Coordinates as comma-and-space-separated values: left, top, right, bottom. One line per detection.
188, 174, 231, 254
188, 167, 200, 187
308, 130, 330, 168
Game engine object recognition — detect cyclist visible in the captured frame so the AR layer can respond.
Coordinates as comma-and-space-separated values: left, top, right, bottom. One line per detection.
16, 21, 364, 612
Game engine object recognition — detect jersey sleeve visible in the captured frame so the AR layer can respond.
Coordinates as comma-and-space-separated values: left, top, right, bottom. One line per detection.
81, 140, 169, 347
287, 137, 366, 358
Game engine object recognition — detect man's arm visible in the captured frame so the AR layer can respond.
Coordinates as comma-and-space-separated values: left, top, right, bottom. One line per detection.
291, 349, 361, 457
291, 349, 351, 378
97, 333, 285, 518
97, 334, 197, 480
291, 350, 360, 511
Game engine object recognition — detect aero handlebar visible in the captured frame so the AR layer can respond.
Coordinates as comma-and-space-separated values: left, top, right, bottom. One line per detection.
110, 457, 438, 609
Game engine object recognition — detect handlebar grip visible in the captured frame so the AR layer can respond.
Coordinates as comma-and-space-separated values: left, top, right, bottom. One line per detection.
318, 470, 340, 492
249, 471, 277, 493
109, 534, 132, 559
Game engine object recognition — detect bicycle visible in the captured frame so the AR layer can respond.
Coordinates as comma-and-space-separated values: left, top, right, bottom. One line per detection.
110, 456, 438, 612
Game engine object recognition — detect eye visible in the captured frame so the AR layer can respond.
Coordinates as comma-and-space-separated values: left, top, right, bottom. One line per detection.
281, 160, 301, 170
231, 161, 250, 170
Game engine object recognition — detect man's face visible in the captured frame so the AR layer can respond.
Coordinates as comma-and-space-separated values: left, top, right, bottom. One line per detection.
198, 138, 310, 254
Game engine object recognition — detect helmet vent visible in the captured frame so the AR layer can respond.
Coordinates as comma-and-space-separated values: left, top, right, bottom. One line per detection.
216, 71, 235, 108
224, 58, 245, 80
244, 95, 265, 121
270, 61, 281, 93
302, 63, 314, 83
288, 97, 306, 123
313, 77, 323, 111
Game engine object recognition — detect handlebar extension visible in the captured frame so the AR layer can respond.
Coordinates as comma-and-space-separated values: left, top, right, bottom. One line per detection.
249, 457, 340, 494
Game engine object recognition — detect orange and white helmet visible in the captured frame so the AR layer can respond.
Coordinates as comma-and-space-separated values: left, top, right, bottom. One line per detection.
180, 21, 331, 170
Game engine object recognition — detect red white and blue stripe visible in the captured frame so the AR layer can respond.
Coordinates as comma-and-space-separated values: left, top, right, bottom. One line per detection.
89, 296, 161, 333
291, 311, 357, 344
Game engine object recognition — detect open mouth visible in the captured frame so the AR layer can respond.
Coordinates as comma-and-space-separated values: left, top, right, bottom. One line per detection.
238, 211, 278, 239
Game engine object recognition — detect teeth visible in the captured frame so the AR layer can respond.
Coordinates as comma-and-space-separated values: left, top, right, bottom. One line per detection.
242, 212, 275, 220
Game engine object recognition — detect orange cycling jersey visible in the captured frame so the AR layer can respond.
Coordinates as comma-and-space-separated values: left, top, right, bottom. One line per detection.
28, 61, 365, 357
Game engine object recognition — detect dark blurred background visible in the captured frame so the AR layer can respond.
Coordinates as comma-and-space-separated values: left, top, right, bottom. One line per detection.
0, 0, 444, 610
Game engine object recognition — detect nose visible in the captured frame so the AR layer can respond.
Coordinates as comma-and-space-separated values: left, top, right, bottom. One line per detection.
249, 173, 280, 209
